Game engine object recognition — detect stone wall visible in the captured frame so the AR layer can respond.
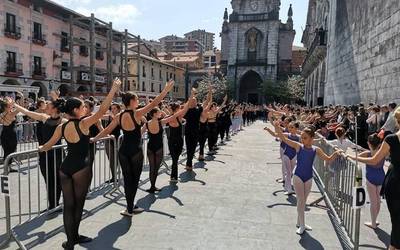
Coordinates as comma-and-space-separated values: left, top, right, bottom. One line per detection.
325, 0, 400, 105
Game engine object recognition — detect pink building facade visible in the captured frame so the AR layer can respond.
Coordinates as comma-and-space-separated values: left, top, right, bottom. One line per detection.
0, 0, 123, 98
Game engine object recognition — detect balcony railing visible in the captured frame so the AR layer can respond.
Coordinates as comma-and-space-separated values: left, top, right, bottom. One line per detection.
80, 47, 89, 57
308, 29, 327, 56
32, 33, 47, 46
5, 63, 23, 76
32, 67, 46, 79
61, 45, 70, 53
4, 24, 21, 40
96, 53, 104, 61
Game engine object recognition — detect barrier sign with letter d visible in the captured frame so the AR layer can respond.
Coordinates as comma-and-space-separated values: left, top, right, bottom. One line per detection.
352, 186, 366, 209
1, 175, 10, 196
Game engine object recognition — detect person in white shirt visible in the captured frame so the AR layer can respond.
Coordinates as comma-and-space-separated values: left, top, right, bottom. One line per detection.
329, 127, 364, 152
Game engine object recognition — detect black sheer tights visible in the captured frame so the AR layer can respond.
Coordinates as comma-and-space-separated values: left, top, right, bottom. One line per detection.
118, 151, 144, 214
147, 149, 163, 190
59, 166, 92, 247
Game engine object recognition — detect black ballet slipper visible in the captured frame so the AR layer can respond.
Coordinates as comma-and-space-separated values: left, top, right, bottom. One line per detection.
62, 241, 74, 250
76, 235, 92, 244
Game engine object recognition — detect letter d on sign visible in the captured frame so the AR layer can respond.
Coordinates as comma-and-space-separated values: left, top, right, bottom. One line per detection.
1, 175, 10, 196
352, 186, 366, 209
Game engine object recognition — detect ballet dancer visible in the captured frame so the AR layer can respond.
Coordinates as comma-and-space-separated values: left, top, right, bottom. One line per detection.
39, 78, 121, 249
274, 121, 341, 235
93, 80, 174, 217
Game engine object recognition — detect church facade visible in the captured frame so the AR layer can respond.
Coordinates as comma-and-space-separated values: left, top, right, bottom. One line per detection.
220, 0, 295, 104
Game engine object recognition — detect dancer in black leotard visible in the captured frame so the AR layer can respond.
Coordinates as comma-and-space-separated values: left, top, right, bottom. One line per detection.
143, 96, 192, 191
0, 96, 21, 173
84, 100, 103, 167
167, 104, 184, 182
94, 80, 174, 217
40, 78, 121, 249
197, 88, 212, 162
14, 99, 67, 211
104, 103, 121, 183
206, 96, 227, 155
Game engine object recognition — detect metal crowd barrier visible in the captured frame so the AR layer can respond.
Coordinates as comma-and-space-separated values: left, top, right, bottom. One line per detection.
312, 138, 363, 250
0, 121, 39, 163
0, 136, 117, 250
1, 120, 199, 249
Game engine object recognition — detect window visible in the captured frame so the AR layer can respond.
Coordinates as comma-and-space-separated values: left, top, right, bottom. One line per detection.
33, 22, 42, 40
166, 72, 168, 80
6, 13, 16, 32
151, 82, 154, 92
142, 81, 146, 91
96, 43, 103, 59
33, 56, 42, 73
61, 32, 69, 51
151, 68, 154, 78
33, 4, 41, 12
170, 73, 173, 79
159, 84, 161, 93
159, 70, 162, 80
6, 51, 16, 72
79, 38, 88, 56
173, 74, 176, 81
142, 66, 146, 77
61, 61, 68, 69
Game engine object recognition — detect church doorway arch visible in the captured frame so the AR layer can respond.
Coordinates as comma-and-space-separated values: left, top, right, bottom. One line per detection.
239, 70, 263, 104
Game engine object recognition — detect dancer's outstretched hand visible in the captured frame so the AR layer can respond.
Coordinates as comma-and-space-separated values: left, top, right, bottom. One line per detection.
111, 77, 122, 91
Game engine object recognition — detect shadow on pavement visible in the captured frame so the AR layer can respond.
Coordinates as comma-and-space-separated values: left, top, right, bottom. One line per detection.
88, 217, 132, 250
298, 231, 324, 250
179, 171, 206, 185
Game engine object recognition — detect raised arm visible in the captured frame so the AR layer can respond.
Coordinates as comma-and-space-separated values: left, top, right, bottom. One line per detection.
316, 147, 341, 162
92, 115, 119, 142
273, 121, 301, 151
263, 126, 278, 137
347, 142, 390, 165
81, 78, 121, 129
215, 95, 228, 113
14, 103, 48, 122
202, 83, 212, 106
136, 80, 174, 117
162, 92, 195, 125
39, 125, 63, 151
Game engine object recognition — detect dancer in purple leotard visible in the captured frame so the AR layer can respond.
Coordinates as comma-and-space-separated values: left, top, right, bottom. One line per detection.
273, 121, 341, 235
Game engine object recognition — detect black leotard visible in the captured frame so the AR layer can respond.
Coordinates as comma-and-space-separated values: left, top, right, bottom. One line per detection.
1, 121, 17, 161
42, 117, 62, 144
60, 119, 90, 177
147, 120, 163, 152
119, 110, 142, 155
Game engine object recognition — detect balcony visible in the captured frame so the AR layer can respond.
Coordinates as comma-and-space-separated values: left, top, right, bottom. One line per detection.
4, 24, 21, 40
96, 53, 104, 61
32, 34, 47, 46
302, 29, 328, 78
61, 46, 70, 53
4, 63, 23, 76
32, 67, 46, 79
80, 47, 89, 57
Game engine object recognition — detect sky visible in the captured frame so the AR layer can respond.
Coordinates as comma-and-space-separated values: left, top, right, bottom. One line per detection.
52, 0, 307, 48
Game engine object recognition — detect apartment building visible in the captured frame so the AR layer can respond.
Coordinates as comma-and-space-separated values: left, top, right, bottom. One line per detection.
159, 35, 204, 53
184, 29, 215, 51
0, 0, 130, 99
127, 44, 185, 100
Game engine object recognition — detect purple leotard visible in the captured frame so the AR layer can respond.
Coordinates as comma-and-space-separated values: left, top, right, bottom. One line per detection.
284, 133, 300, 160
366, 152, 385, 186
279, 128, 289, 150
294, 146, 316, 182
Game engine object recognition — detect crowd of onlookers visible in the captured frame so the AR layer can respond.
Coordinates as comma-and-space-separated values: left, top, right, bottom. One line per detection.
266, 102, 398, 150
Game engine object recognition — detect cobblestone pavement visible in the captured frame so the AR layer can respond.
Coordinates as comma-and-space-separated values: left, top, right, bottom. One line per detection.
0, 121, 392, 249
